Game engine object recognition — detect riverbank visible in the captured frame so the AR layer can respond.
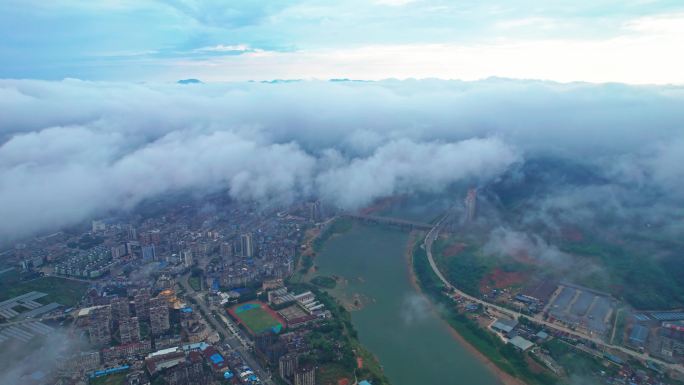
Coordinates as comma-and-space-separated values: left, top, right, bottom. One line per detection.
286, 282, 391, 385
312, 221, 501, 385
404, 232, 526, 385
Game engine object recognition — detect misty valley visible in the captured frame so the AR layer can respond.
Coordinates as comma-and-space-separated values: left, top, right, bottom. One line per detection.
3, 5, 684, 382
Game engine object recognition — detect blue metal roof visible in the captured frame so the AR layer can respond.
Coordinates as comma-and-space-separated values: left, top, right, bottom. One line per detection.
629, 325, 649, 344
90, 365, 130, 378
210, 353, 225, 364
652, 312, 684, 321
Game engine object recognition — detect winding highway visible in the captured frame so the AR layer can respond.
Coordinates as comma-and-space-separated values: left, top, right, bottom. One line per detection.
423, 217, 684, 376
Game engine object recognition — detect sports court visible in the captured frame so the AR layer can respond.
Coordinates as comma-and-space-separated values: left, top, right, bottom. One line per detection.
228, 301, 284, 336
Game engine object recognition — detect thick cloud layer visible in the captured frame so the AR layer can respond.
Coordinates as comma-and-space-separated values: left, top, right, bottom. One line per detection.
483, 227, 570, 264
0, 330, 76, 385
1, 78, 683, 243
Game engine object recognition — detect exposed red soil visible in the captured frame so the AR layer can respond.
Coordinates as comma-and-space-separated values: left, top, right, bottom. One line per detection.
510, 250, 542, 266
561, 227, 584, 242
480, 268, 529, 292
443, 242, 467, 257
358, 196, 403, 215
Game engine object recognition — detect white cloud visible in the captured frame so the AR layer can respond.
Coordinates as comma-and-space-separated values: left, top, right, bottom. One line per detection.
166, 13, 684, 85
374, 0, 416, 6
623, 12, 684, 35
316, 138, 519, 209
195, 44, 255, 52
494, 17, 559, 30
484, 227, 570, 263
1, 78, 684, 243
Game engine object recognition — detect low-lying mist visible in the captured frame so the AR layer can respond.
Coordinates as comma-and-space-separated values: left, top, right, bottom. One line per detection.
1, 78, 683, 245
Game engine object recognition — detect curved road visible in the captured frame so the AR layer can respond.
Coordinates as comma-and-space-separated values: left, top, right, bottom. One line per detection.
423, 217, 684, 376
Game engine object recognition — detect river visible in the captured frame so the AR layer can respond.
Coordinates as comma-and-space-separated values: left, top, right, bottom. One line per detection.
313, 222, 502, 385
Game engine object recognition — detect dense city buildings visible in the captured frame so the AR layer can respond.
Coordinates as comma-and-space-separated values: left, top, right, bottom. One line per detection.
111, 243, 127, 259
142, 244, 156, 261
119, 316, 141, 344
2, 190, 681, 385
278, 353, 299, 380
220, 241, 234, 260
54, 245, 114, 278
181, 249, 193, 268
102, 340, 152, 362
294, 365, 316, 385
111, 296, 130, 321
240, 233, 254, 258
149, 297, 170, 336
88, 305, 112, 346
309, 200, 322, 223
65, 351, 101, 374
134, 288, 151, 320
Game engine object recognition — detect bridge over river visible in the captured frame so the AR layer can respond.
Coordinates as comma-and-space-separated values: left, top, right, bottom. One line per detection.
341, 213, 433, 231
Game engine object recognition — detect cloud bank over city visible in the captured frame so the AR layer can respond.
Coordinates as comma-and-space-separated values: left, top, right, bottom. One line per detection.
1, 78, 684, 242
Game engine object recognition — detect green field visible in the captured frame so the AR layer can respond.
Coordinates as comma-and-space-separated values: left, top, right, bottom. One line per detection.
558, 237, 684, 309
229, 302, 283, 335
311, 275, 337, 289
543, 339, 611, 379
0, 276, 89, 307
89, 371, 128, 385
188, 276, 202, 291
317, 362, 355, 385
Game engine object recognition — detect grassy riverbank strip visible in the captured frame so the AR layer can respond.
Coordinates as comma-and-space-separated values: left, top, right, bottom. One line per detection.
287, 282, 391, 385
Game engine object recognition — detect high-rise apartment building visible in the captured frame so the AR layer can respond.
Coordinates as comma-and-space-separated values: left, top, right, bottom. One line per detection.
309, 200, 322, 223
294, 365, 316, 385
110, 296, 130, 321
142, 244, 156, 261
220, 242, 233, 259
88, 305, 112, 346
181, 250, 193, 268
119, 316, 141, 344
134, 288, 151, 320
149, 297, 170, 335
240, 233, 254, 258
279, 353, 299, 380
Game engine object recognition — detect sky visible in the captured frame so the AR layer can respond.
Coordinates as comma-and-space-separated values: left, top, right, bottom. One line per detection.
2, 0, 684, 83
